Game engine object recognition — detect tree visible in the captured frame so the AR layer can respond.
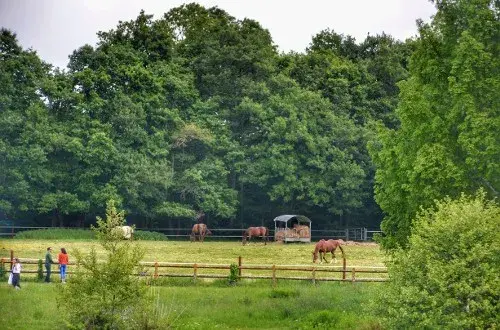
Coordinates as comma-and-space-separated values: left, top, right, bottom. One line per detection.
370, 0, 500, 249
378, 191, 500, 328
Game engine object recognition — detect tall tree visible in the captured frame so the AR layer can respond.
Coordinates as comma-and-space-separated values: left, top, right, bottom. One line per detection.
370, 0, 500, 249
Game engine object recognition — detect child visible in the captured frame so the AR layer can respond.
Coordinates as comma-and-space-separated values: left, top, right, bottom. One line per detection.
11, 258, 21, 289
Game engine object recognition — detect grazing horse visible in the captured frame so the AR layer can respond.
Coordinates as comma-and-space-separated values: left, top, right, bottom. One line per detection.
112, 225, 134, 240
312, 239, 345, 264
190, 223, 212, 242
242, 226, 269, 245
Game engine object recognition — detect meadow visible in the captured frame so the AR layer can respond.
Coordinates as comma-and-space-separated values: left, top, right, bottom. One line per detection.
0, 239, 385, 329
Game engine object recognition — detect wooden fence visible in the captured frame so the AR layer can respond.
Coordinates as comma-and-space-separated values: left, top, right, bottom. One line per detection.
1, 252, 388, 285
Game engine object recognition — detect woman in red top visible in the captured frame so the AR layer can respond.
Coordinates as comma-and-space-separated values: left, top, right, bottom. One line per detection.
58, 248, 69, 283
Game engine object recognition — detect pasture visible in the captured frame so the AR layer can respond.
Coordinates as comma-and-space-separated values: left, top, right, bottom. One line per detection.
0, 239, 385, 266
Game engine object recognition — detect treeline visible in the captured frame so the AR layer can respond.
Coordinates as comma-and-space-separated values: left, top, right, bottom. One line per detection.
2, 1, 497, 238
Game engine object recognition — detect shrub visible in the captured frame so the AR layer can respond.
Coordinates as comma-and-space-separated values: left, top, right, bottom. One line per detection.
15, 228, 95, 240
378, 191, 500, 329
58, 200, 172, 329
133, 230, 168, 241
37, 259, 44, 281
0, 260, 6, 280
228, 263, 239, 285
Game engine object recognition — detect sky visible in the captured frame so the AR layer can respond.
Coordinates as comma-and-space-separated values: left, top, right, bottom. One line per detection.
0, 0, 436, 69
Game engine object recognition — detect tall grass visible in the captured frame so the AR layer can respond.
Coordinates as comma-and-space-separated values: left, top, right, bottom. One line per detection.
0, 281, 382, 329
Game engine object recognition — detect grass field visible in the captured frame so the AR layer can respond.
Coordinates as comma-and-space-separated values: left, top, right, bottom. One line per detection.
0, 239, 386, 329
0, 239, 385, 266
0, 280, 383, 329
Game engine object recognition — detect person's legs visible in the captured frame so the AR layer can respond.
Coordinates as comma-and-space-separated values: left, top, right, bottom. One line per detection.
12, 273, 20, 288
45, 264, 51, 282
60, 264, 66, 282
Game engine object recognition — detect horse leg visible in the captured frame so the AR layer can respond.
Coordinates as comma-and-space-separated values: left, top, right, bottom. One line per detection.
320, 251, 325, 264
330, 249, 337, 264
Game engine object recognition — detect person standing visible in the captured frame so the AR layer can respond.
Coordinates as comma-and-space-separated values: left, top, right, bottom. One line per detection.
58, 248, 69, 283
44, 247, 55, 283
11, 258, 21, 289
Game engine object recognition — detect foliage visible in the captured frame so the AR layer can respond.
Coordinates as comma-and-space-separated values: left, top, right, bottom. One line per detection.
58, 200, 162, 329
133, 230, 168, 241
37, 259, 44, 281
0, 2, 402, 230
13, 228, 168, 241
0, 259, 5, 280
228, 263, 240, 284
370, 0, 500, 249
378, 191, 500, 329
14, 229, 95, 240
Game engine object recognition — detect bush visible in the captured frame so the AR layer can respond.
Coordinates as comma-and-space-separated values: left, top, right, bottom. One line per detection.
133, 230, 168, 241
0, 260, 6, 280
15, 228, 95, 240
58, 200, 172, 329
378, 191, 500, 329
228, 263, 239, 285
14, 228, 168, 241
37, 259, 44, 281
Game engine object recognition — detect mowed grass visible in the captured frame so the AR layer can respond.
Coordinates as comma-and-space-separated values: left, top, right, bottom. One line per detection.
0, 280, 383, 329
0, 239, 385, 266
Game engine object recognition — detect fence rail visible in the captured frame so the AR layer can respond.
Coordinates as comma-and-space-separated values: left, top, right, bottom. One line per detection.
1, 253, 388, 285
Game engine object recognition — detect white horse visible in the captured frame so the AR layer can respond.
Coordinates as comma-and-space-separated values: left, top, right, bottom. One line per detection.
113, 225, 134, 240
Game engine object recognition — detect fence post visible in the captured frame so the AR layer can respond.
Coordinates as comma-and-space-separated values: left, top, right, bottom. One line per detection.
345, 229, 349, 241
351, 268, 356, 283
342, 257, 346, 280
272, 264, 276, 288
238, 256, 242, 277
193, 263, 198, 281
10, 250, 13, 266
154, 262, 159, 279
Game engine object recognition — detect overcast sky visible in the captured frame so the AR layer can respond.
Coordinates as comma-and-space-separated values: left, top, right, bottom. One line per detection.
0, 0, 436, 69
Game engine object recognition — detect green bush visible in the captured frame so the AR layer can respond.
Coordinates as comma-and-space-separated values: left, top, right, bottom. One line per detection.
0, 260, 6, 280
378, 191, 500, 329
37, 259, 44, 281
58, 200, 172, 329
15, 228, 95, 240
133, 230, 168, 241
228, 263, 239, 285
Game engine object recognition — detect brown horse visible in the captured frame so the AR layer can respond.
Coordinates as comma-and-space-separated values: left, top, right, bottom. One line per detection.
242, 226, 269, 245
312, 239, 345, 264
190, 223, 212, 242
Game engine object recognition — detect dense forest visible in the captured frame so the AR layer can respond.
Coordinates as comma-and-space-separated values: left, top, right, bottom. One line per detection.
1, 1, 498, 245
